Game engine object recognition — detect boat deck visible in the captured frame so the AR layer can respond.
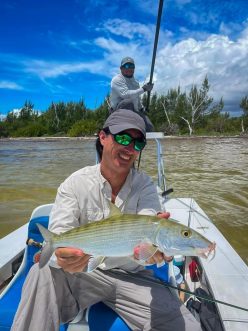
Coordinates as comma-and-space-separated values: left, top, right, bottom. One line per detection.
0, 224, 28, 287
1, 198, 248, 330
164, 198, 248, 331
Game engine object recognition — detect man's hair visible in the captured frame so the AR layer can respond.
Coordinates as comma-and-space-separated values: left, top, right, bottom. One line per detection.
95, 127, 109, 161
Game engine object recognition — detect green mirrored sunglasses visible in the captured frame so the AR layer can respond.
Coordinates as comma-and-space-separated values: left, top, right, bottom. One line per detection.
113, 132, 146, 151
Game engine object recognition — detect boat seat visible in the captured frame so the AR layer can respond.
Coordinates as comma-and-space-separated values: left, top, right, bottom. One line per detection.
0, 216, 68, 331
0, 214, 169, 331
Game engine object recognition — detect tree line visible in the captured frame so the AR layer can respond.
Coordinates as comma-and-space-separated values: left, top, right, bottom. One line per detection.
1, 77, 248, 138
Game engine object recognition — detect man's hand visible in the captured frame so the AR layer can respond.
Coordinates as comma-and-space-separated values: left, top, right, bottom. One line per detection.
55, 247, 91, 273
142, 82, 154, 92
157, 211, 170, 219
134, 211, 173, 265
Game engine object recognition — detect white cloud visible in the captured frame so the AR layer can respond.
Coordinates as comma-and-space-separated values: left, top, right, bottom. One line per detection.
238, 25, 248, 41
94, 37, 150, 75
14, 20, 248, 115
24, 59, 105, 79
101, 19, 155, 41
8, 108, 42, 117
0, 114, 6, 121
153, 33, 248, 114
0, 80, 23, 90
94, 37, 125, 52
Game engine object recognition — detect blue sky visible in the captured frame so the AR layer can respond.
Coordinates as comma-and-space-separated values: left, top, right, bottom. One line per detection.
0, 0, 248, 116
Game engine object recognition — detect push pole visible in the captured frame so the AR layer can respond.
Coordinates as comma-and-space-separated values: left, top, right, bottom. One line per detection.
146, 0, 164, 111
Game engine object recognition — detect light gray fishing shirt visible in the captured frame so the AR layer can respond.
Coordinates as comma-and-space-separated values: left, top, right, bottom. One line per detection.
110, 73, 144, 112
49, 164, 162, 272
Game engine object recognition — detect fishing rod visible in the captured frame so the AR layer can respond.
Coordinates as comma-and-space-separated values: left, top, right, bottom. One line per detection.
138, 0, 164, 170
146, 0, 164, 111
108, 269, 248, 313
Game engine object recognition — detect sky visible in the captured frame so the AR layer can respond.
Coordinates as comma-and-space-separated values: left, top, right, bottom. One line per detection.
0, 0, 248, 117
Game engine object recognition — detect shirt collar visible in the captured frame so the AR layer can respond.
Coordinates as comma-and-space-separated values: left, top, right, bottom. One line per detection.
96, 163, 133, 207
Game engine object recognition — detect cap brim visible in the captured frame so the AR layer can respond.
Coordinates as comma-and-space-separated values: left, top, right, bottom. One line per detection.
109, 124, 145, 137
121, 62, 135, 66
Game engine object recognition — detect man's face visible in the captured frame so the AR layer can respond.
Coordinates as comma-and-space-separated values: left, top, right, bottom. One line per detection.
120, 63, 135, 78
99, 128, 143, 174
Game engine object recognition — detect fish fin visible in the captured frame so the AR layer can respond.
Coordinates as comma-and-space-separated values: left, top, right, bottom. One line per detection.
197, 242, 216, 260
108, 202, 122, 217
168, 218, 180, 223
37, 223, 54, 242
198, 252, 208, 259
136, 242, 158, 262
132, 259, 147, 266
131, 255, 165, 268
36, 224, 55, 268
207, 242, 216, 261
87, 256, 105, 272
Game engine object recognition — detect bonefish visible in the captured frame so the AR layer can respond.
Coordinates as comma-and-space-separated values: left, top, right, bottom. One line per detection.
37, 203, 215, 271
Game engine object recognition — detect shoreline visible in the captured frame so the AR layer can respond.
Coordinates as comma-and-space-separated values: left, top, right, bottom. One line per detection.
0, 134, 247, 142
0, 136, 97, 142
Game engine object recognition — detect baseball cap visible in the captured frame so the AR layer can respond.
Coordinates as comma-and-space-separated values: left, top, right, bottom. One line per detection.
121, 57, 135, 67
103, 109, 146, 137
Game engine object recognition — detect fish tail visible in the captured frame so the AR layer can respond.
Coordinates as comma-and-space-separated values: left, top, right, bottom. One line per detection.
36, 224, 55, 268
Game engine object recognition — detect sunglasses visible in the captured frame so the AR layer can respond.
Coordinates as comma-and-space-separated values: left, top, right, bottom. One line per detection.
121, 63, 135, 69
112, 132, 146, 151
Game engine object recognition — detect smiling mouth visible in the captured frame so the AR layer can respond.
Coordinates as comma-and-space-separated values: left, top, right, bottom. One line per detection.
119, 152, 132, 161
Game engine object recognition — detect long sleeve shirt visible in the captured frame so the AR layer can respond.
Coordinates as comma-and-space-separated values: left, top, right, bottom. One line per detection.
110, 73, 144, 112
49, 164, 162, 272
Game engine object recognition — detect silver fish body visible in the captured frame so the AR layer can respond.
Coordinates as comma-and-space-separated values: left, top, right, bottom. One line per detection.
37, 209, 214, 270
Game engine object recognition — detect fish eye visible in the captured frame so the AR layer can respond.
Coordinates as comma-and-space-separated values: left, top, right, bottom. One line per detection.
181, 229, 192, 238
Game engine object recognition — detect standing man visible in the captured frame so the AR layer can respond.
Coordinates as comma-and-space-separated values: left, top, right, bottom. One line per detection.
110, 57, 153, 113
12, 109, 201, 331
110, 57, 154, 131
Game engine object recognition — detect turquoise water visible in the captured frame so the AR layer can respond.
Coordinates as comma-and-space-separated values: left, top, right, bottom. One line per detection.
0, 137, 247, 264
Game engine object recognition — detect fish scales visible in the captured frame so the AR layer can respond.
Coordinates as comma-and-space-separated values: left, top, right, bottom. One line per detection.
54, 216, 158, 256
37, 207, 214, 269
56, 216, 157, 242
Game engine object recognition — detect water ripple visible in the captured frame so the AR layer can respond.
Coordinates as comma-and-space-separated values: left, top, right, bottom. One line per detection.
0, 137, 247, 264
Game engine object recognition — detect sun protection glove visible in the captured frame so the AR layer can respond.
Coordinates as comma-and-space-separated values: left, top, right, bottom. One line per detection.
142, 82, 154, 92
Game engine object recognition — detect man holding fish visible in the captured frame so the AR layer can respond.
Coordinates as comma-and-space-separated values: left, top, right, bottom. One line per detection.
12, 109, 205, 330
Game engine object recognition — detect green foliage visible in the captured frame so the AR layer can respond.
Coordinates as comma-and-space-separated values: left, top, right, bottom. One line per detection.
93, 98, 109, 130
43, 100, 89, 134
19, 100, 36, 121
240, 96, 248, 131
0, 83, 246, 138
11, 122, 47, 137
240, 96, 248, 116
0, 121, 10, 137
180, 77, 224, 135
68, 119, 98, 137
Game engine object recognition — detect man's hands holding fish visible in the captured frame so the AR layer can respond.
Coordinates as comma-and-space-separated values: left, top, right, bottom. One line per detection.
55, 248, 91, 273
54, 211, 172, 273
133, 211, 173, 265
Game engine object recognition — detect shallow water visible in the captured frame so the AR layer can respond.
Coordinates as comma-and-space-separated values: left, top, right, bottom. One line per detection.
0, 137, 247, 265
